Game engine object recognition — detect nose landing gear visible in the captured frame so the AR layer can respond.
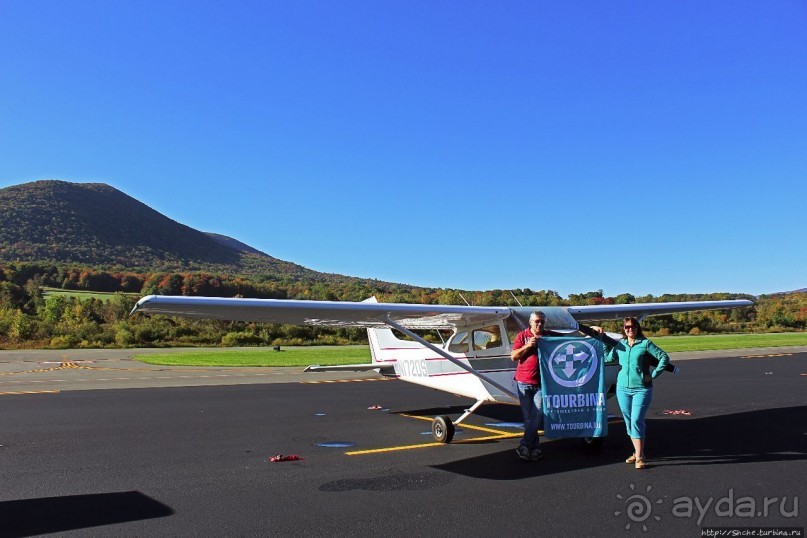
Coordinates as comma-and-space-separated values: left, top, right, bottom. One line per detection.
431, 415, 455, 443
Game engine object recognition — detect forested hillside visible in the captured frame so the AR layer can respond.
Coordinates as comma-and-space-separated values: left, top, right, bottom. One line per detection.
0, 180, 803, 350
0, 261, 803, 349
0, 180, 347, 281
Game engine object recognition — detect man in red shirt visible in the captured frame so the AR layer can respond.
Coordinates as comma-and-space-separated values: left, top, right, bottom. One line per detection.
511, 310, 560, 461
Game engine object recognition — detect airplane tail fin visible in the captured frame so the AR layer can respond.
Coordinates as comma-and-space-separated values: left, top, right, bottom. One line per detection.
306, 297, 406, 374
363, 297, 421, 366
367, 324, 423, 364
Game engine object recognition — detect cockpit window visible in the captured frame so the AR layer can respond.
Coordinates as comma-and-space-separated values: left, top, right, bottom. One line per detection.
505, 316, 525, 345
447, 331, 470, 353
472, 325, 503, 351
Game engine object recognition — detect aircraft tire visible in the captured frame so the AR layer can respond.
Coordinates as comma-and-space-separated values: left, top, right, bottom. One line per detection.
432, 415, 455, 443
583, 436, 604, 450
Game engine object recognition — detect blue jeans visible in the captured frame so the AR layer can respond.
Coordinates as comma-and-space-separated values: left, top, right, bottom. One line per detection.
616, 386, 653, 439
517, 382, 543, 449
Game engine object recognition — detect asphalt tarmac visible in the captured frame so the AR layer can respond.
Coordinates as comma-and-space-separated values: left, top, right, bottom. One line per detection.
0, 347, 805, 537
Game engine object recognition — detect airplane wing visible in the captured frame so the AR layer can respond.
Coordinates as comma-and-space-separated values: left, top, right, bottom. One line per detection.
132, 295, 753, 329
565, 299, 753, 321
131, 295, 511, 330
132, 295, 751, 399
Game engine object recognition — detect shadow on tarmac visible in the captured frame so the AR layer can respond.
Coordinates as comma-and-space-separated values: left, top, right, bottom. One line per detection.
431, 405, 807, 480
0, 491, 174, 537
650, 405, 807, 467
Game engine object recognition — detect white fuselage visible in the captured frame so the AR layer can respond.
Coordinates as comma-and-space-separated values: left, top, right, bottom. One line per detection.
367, 321, 619, 405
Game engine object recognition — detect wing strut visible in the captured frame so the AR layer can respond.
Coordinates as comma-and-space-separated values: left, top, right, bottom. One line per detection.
454, 399, 486, 426
383, 317, 518, 401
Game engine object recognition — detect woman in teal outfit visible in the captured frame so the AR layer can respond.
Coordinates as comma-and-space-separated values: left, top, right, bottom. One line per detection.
592, 317, 669, 469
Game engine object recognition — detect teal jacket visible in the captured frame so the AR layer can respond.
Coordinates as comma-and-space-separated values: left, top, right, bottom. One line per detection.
604, 337, 669, 389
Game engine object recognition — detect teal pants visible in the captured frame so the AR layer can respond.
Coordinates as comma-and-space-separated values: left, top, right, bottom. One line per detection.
616, 386, 653, 439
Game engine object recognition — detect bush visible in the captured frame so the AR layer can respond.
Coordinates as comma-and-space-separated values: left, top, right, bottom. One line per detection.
115, 327, 136, 347
221, 331, 264, 347
72, 321, 102, 342
0, 307, 16, 336
133, 318, 170, 344
10, 311, 37, 340
273, 337, 305, 346
316, 334, 351, 345
51, 335, 80, 349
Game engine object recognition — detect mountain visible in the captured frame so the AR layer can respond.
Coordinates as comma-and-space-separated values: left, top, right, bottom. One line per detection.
764, 288, 807, 296
205, 232, 268, 257
0, 180, 342, 281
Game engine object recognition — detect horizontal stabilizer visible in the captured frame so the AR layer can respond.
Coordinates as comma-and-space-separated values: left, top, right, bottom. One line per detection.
303, 364, 389, 373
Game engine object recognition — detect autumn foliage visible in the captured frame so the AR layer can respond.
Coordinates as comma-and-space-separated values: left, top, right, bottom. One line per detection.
0, 262, 802, 349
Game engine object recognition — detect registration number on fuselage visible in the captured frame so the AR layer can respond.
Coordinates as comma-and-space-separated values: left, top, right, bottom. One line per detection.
395, 359, 429, 377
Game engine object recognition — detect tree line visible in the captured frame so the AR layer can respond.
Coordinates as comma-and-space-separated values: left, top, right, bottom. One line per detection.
0, 262, 803, 349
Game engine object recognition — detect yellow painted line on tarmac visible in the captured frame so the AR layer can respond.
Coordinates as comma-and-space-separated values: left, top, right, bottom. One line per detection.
0, 360, 170, 376
455, 432, 522, 443
346, 432, 523, 456
347, 442, 444, 455
399, 413, 516, 436
0, 390, 60, 396
347, 411, 627, 456
0, 366, 64, 375
346, 414, 523, 456
741, 353, 794, 358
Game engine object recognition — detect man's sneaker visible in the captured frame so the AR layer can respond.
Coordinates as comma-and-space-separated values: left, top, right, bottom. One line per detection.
530, 448, 543, 461
516, 446, 530, 461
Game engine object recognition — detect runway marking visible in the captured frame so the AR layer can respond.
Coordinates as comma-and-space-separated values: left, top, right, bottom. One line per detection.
300, 378, 393, 384
347, 442, 444, 455
346, 432, 524, 455
0, 371, 328, 387
0, 359, 145, 375
0, 359, 239, 377
400, 413, 517, 436
0, 390, 60, 396
55, 361, 149, 372
346, 414, 625, 456
346, 414, 523, 456
741, 353, 794, 358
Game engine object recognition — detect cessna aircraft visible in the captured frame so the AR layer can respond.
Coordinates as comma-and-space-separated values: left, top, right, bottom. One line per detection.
131, 295, 752, 444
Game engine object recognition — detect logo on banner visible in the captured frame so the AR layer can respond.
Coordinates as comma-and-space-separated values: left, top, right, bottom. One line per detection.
547, 341, 599, 388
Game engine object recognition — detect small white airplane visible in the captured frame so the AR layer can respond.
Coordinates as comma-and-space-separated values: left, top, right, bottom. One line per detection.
132, 295, 752, 444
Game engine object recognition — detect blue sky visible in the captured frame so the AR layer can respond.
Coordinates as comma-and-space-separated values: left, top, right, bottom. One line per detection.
1, 1, 805, 297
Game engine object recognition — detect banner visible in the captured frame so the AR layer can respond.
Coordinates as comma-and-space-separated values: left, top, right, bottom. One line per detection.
538, 336, 607, 439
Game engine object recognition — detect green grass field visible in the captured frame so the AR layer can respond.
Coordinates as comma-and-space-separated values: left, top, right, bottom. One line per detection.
136, 345, 372, 367
42, 288, 140, 301
651, 332, 807, 352
134, 332, 807, 367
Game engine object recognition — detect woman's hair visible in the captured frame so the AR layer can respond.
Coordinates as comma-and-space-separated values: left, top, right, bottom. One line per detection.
622, 317, 645, 339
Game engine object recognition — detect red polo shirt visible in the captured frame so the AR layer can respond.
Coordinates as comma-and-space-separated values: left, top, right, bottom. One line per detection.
512, 328, 559, 385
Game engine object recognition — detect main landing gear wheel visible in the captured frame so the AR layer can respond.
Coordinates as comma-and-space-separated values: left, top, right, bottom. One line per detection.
432, 415, 455, 443
583, 436, 604, 450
